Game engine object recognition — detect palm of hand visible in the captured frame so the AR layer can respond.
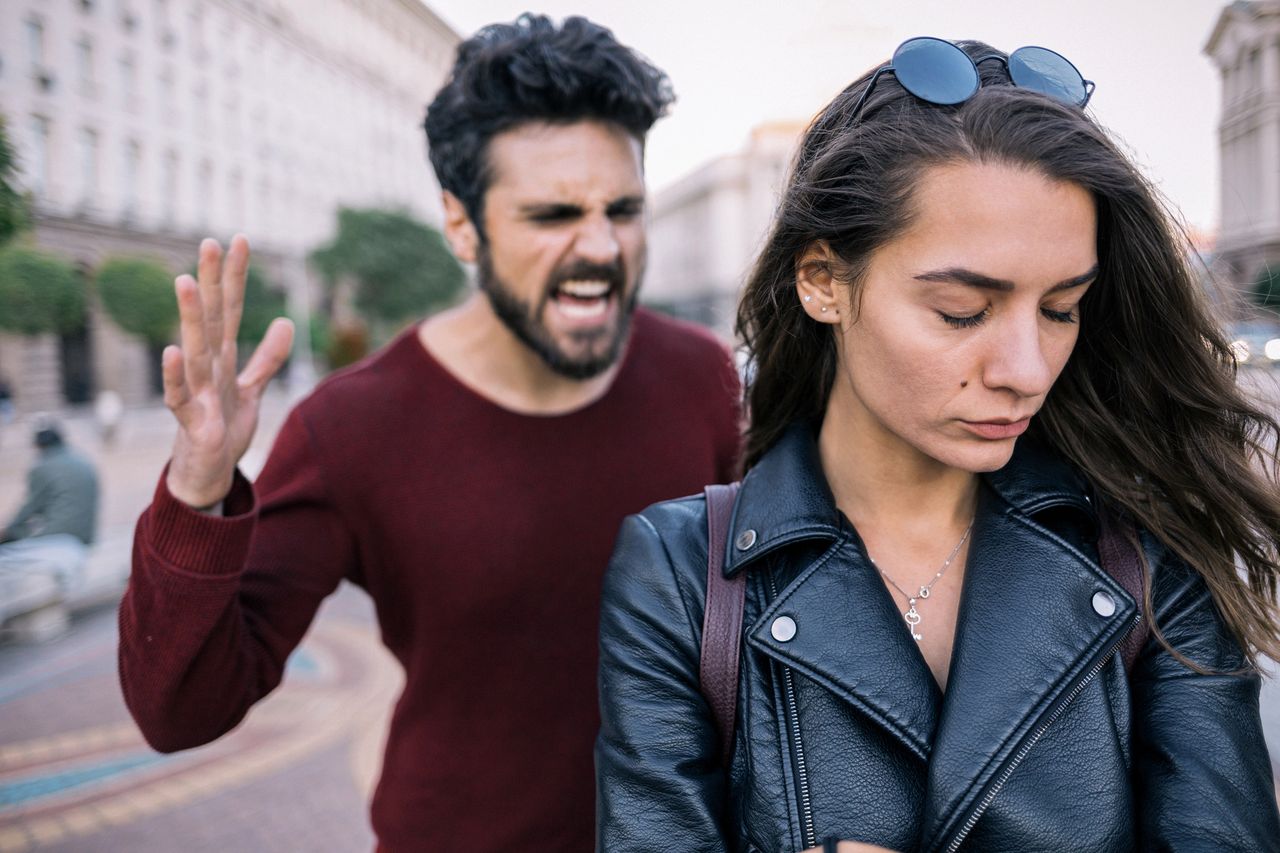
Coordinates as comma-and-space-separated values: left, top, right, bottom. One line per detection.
163, 235, 293, 509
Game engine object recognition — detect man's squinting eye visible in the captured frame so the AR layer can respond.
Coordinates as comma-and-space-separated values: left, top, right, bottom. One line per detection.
527, 205, 582, 224
607, 199, 644, 220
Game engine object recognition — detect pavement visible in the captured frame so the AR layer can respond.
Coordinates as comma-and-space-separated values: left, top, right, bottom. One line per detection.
0, 387, 400, 852
1, 374, 1279, 850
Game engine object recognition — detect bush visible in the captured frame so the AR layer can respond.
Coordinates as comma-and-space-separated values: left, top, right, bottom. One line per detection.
0, 244, 83, 335
97, 256, 178, 345
311, 208, 465, 325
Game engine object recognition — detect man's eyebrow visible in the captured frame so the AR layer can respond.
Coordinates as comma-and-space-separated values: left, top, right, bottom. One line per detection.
913, 264, 1100, 292
519, 202, 584, 218
606, 195, 646, 212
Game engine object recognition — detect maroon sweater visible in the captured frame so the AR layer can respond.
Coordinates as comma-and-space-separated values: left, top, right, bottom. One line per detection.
118, 309, 741, 851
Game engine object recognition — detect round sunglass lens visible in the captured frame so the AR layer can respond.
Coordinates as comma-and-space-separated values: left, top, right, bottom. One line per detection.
893, 37, 979, 106
1008, 46, 1087, 106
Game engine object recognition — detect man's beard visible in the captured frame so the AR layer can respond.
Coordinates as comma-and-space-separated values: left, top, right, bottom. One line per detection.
476, 246, 641, 380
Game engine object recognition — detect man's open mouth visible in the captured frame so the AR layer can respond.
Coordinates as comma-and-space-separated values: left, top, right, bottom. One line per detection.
551, 279, 614, 320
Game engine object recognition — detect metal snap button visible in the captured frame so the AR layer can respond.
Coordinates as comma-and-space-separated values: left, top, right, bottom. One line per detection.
771, 615, 797, 642
1092, 590, 1116, 617
735, 529, 757, 551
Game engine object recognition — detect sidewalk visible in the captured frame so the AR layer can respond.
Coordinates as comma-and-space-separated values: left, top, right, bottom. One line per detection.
0, 383, 402, 851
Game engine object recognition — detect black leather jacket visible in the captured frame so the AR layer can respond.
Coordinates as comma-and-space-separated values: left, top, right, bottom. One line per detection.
597, 425, 1280, 852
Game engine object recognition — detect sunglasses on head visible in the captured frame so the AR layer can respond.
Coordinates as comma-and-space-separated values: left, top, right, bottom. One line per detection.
849, 36, 1095, 122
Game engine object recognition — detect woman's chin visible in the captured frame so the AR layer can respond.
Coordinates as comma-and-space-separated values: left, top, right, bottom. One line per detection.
930, 436, 1020, 474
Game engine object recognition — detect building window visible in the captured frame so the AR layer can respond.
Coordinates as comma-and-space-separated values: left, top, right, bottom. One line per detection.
122, 140, 141, 216
26, 18, 44, 68
157, 65, 175, 117
29, 116, 51, 197
119, 52, 138, 104
76, 37, 95, 92
78, 128, 99, 205
197, 159, 213, 229
161, 149, 178, 223
188, 8, 206, 59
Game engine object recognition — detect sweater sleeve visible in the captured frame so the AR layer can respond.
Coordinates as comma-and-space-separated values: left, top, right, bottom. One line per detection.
118, 407, 356, 752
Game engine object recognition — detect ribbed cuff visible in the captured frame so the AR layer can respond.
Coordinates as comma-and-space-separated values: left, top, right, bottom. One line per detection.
144, 464, 258, 578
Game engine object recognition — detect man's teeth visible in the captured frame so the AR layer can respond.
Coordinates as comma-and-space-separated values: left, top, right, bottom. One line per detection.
557, 280, 611, 298
558, 299, 608, 319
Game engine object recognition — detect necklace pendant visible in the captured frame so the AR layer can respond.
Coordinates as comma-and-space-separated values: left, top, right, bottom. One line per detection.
917, 586, 931, 599
903, 603, 923, 642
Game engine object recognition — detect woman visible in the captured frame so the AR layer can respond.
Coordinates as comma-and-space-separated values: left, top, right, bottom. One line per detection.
596, 38, 1280, 852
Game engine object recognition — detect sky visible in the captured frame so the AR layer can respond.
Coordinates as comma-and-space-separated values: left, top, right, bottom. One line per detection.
422, 0, 1226, 235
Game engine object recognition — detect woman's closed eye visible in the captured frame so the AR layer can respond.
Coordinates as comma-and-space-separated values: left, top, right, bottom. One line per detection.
938, 305, 1080, 329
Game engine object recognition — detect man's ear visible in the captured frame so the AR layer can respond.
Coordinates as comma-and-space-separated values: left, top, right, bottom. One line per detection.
796, 240, 843, 325
442, 191, 480, 264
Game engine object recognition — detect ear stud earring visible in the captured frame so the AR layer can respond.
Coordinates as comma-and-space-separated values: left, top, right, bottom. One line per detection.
804, 295, 813, 302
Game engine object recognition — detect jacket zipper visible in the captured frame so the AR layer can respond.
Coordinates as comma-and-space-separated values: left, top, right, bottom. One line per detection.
943, 611, 1141, 853
770, 574, 817, 849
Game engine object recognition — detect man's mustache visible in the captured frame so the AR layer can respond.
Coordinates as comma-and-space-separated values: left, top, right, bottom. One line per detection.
547, 260, 626, 292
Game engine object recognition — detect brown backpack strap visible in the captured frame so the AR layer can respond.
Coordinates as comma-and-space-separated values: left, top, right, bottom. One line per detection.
1096, 509, 1148, 673
700, 482, 744, 769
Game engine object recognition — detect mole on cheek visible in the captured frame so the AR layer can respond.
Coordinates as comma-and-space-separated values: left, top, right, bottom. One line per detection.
960, 380, 969, 388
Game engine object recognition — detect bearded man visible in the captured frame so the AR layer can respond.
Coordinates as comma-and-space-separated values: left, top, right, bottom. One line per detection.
117, 15, 740, 852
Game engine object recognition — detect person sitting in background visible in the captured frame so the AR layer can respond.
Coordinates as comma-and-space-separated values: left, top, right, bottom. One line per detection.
0, 420, 99, 593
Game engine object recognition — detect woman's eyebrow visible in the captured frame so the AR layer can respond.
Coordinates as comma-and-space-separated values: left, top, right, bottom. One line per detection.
913, 264, 1100, 292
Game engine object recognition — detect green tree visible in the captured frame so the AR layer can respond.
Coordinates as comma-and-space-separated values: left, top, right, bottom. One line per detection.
97, 256, 178, 344
311, 208, 465, 325
0, 117, 28, 245
0, 244, 83, 335
1253, 263, 1280, 314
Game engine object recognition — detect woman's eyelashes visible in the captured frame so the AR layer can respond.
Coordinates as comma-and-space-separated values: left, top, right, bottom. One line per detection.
937, 305, 1079, 329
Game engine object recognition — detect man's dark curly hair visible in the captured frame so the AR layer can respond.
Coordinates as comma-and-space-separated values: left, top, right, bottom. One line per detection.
423, 14, 674, 228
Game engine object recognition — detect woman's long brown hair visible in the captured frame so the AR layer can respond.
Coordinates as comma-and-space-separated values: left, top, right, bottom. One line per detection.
737, 42, 1280, 667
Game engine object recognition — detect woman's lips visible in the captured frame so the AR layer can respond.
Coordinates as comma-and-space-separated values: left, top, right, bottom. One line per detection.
960, 417, 1032, 440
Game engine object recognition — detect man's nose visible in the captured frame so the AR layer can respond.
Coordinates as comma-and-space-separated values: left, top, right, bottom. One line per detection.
574, 214, 620, 264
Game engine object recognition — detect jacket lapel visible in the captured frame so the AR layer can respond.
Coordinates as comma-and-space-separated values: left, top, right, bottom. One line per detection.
745, 531, 943, 760
731, 424, 942, 759
919, 481, 1138, 850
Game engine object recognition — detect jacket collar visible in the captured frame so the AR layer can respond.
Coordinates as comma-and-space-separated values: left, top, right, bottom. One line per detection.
734, 423, 1135, 851
725, 422, 1096, 576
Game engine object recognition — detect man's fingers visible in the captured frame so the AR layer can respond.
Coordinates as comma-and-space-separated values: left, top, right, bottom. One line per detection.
221, 234, 251, 350
161, 345, 192, 421
196, 237, 225, 357
238, 317, 295, 394
175, 275, 213, 389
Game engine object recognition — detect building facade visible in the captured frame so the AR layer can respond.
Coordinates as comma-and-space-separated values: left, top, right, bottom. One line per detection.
646, 122, 802, 338
0, 0, 458, 412
1206, 0, 1280, 309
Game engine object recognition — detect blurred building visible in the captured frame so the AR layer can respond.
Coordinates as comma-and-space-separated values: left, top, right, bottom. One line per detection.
646, 121, 803, 338
0, 0, 458, 412
1205, 0, 1280, 311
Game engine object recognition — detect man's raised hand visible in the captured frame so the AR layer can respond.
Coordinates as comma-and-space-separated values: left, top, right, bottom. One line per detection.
163, 235, 294, 509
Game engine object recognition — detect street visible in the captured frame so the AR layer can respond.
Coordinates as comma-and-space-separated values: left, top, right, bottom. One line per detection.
1, 373, 1279, 850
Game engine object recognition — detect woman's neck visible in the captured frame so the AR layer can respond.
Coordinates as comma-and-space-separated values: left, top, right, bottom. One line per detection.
818, 398, 978, 541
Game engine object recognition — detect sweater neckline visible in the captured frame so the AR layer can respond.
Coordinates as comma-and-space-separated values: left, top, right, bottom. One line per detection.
399, 311, 647, 421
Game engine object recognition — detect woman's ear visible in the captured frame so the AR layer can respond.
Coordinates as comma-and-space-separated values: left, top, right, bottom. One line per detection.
796, 241, 843, 325
442, 191, 480, 264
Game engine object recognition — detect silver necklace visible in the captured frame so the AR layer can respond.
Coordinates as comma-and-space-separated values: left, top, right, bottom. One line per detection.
867, 521, 973, 642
